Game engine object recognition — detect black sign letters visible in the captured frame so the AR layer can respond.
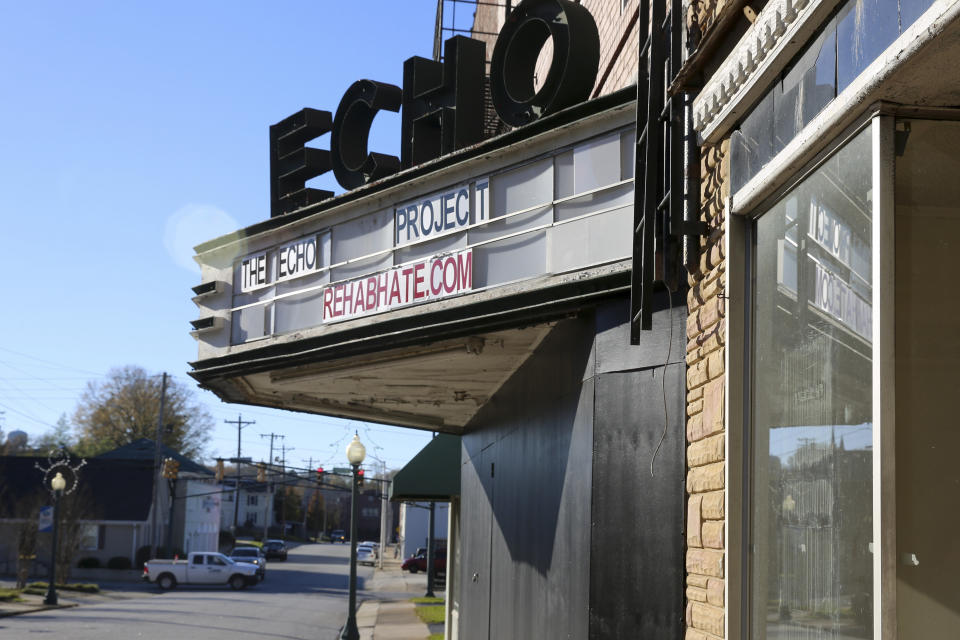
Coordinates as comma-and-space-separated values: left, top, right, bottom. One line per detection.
490, 0, 600, 126
269, 0, 600, 217
402, 35, 486, 169
331, 80, 403, 191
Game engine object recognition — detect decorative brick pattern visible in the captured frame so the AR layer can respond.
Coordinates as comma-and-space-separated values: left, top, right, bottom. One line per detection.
685, 138, 728, 637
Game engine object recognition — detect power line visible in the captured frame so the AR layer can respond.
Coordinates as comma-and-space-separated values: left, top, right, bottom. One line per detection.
0, 347, 108, 377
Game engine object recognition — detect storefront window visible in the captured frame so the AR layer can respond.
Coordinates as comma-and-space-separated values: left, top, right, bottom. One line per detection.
751, 124, 873, 638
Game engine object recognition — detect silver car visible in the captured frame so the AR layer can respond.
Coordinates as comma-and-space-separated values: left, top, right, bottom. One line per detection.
357, 545, 376, 566
229, 546, 266, 580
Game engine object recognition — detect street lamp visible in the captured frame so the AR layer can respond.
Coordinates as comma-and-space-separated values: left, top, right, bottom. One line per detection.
44, 472, 67, 606
340, 434, 366, 640
35, 449, 85, 608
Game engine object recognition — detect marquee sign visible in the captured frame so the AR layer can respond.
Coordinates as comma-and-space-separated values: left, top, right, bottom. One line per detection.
323, 249, 473, 323
395, 180, 488, 247
269, 0, 600, 218
239, 232, 331, 293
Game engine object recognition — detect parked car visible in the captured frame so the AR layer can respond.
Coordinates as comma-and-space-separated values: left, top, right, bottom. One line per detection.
330, 529, 346, 543
142, 551, 259, 590
401, 548, 447, 574
229, 546, 266, 580
263, 539, 288, 560
357, 546, 377, 566
358, 542, 378, 559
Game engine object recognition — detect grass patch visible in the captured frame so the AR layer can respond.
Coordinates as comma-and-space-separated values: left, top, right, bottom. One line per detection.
0, 588, 23, 602
412, 598, 446, 626
428, 635, 444, 640
26, 582, 99, 593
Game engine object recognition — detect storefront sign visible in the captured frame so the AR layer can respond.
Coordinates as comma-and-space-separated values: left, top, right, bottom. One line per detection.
276, 234, 323, 283
322, 249, 472, 323
239, 232, 331, 293
38, 506, 53, 533
812, 261, 872, 341
808, 197, 869, 279
240, 251, 269, 293
395, 180, 488, 247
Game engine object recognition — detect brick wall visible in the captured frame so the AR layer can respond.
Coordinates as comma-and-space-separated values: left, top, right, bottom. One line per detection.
580, 0, 640, 97
684, 138, 728, 639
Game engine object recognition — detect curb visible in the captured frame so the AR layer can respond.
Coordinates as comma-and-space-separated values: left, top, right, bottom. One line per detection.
0, 602, 79, 618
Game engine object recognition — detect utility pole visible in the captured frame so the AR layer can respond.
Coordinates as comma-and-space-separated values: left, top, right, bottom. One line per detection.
303, 457, 315, 539
260, 432, 284, 541
379, 459, 387, 569
277, 443, 294, 539
152, 372, 168, 554
225, 414, 255, 535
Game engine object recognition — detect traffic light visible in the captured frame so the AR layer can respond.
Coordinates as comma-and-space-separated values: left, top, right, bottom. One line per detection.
357, 468, 365, 487
162, 457, 180, 480
316, 467, 325, 483
215, 458, 224, 482
256, 462, 267, 483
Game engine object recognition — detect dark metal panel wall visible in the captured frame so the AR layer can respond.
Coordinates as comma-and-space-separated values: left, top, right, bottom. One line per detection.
457, 297, 686, 640
590, 362, 686, 639
460, 316, 596, 640
596, 294, 687, 375
458, 440, 494, 638
488, 379, 595, 639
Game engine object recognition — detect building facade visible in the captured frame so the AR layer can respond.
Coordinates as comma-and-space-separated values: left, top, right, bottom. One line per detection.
683, 0, 960, 637
189, 0, 959, 637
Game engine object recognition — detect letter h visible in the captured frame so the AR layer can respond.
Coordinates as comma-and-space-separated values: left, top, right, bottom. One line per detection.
401, 36, 485, 169
270, 108, 333, 218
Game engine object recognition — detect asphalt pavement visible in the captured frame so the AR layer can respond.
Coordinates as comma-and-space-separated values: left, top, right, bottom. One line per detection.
0, 542, 437, 639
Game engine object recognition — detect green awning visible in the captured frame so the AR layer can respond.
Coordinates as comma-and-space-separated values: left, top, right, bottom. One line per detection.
390, 433, 460, 501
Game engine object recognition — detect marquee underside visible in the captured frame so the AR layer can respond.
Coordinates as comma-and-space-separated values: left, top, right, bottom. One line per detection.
196, 323, 555, 432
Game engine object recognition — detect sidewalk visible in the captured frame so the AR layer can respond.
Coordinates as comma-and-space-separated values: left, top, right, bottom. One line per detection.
0, 581, 154, 618
357, 549, 438, 640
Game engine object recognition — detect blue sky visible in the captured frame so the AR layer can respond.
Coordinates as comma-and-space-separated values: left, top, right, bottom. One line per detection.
0, 1, 476, 470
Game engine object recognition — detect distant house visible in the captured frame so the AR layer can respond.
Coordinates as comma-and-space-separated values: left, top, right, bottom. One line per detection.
99, 439, 221, 554
0, 455, 155, 574
398, 502, 449, 559
0, 440, 221, 574
219, 477, 275, 533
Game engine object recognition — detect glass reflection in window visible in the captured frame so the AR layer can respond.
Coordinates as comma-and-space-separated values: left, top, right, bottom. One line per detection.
751, 124, 873, 639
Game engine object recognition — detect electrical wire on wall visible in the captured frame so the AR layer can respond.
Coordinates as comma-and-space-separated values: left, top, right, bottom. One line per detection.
650, 290, 674, 477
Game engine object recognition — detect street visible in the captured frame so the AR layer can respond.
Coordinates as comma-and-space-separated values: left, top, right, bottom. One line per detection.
0, 543, 375, 640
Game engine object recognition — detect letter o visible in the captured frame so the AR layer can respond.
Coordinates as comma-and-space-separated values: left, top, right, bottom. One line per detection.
420, 200, 435, 237
489, 0, 600, 127
431, 259, 444, 295
443, 256, 458, 292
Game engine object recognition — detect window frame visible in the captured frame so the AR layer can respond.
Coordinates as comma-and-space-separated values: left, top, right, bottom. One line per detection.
736, 110, 895, 639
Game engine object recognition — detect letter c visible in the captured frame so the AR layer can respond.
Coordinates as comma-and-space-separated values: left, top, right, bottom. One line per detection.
331, 79, 402, 190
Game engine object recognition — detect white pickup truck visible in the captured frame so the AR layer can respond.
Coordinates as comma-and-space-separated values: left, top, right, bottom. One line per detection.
142, 552, 259, 590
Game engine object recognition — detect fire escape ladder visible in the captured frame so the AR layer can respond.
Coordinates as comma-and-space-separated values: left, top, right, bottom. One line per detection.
631, 0, 708, 342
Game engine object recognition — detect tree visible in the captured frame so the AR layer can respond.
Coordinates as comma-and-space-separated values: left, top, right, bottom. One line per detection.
305, 491, 326, 539
73, 366, 212, 459
274, 486, 304, 528
30, 415, 76, 453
